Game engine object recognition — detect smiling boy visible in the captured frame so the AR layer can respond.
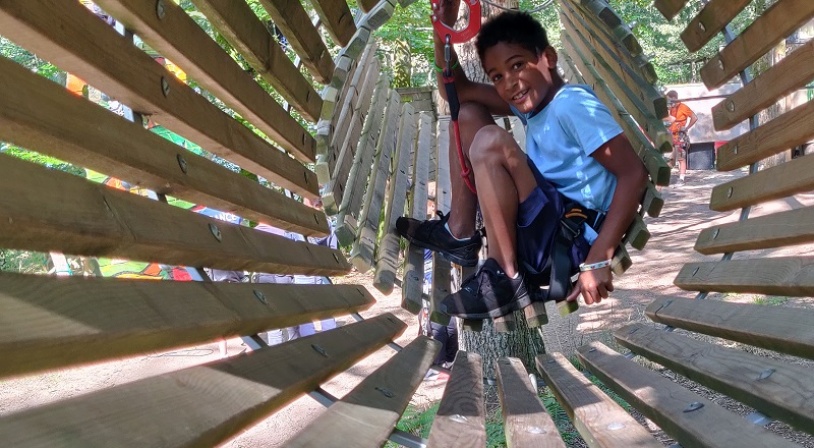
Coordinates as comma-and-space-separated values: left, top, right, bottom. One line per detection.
397, 5, 647, 319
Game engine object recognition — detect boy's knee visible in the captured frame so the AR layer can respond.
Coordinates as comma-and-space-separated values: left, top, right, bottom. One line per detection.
469, 125, 513, 166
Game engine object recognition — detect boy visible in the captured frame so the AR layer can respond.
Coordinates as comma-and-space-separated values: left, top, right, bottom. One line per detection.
396, 5, 647, 319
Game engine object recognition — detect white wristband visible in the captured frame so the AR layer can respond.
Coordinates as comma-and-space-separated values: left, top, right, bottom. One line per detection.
579, 259, 612, 272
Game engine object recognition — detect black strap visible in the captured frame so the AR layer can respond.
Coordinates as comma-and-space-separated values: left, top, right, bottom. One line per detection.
546, 205, 605, 301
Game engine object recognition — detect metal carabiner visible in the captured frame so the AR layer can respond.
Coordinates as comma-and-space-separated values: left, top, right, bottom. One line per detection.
430, 0, 482, 44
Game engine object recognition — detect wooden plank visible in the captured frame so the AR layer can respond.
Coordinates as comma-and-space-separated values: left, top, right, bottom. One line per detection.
309, 0, 356, 47
427, 351, 486, 447
700, 0, 814, 89
536, 352, 661, 448
710, 153, 814, 212
359, 0, 381, 13
190, 0, 322, 121
430, 254, 452, 326
523, 302, 549, 328
681, 0, 751, 53
0, 154, 350, 276
375, 104, 418, 294
641, 183, 664, 218
350, 93, 401, 272
285, 336, 441, 448
654, 0, 689, 20
578, 342, 799, 448
364, 1, 396, 31
287, 336, 440, 447
646, 297, 814, 360
436, 118, 453, 212
332, 79, 390, 239
256, 0, 334, 84
95, 0, 315, 162
715, 98, 814, 171
0, 0, 317, 199
611, 244, 632, 276
616, 323, 814, 433
493, 311, 517, 333
561, 32, 671, 186
695, 206, 814, 254
497, 358, 566, 448
0, 314, 405, 448
561, 8, 669, 148
713, 40, 814, 131
402, 113, 434, 314
0, 272, 374, 379
0, 55, 327, 237
675, 257, 814, 297
623, 214, 650, 251
563, 0, 664, 113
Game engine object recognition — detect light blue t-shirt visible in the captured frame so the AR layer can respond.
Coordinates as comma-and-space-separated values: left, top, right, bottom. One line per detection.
513, 84, 623, 242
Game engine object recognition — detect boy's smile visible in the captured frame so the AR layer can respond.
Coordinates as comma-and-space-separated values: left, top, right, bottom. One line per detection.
482, 42, 560, 115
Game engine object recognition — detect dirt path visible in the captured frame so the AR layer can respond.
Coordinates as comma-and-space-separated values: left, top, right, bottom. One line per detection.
2, 168, 812, 446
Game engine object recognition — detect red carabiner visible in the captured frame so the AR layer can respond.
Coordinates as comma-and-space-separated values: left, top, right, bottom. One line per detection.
430, 0, 482, 44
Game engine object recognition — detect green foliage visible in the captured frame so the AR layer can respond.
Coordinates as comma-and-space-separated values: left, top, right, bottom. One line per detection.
753, 295, 789, 306
0, 249, 50, 274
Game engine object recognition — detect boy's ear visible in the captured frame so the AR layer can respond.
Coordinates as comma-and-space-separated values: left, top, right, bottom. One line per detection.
542, 46, 558, 68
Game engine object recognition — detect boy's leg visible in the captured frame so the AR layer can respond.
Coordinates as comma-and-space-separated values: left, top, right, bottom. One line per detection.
395, 102, 495, 267
441, 125, 541, 319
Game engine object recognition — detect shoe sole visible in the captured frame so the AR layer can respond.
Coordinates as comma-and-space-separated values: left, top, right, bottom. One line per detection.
440, 294, 533, 320
402, 235, 479, 267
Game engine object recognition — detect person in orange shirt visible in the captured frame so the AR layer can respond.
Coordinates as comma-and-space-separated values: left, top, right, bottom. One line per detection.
665, 90, 697, 186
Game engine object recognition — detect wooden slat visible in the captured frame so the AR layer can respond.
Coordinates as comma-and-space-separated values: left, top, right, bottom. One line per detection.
0, 272, 374, 379
641, 183, 664, 218
611, 244, 632, 276
563, 0, 664, 114
0, 0, 317, 199
713, 40, 814, 132
0, 154, 349, 276
95, 0, 315, 162
350, 93, 401, 272
430, 254, 452, 326
578, 342, 799, 448
710, 152, 814, 212
0, 314, 405, 448
646, 297, 814, 360
256, 0, 334, 84
309, 0, 356, 47
675, 257, 814, 297
358, 0, 381, 12
496, 358, 566, 448
561, 32, 671, 186
402, 113, 434, 314
681, 0, 751, 53
523, 302, 549, 328
363, 0, 397, 30
616, 323, 814, 433
332, 79, 390, 239
561, 6, 670, 151
375, 104, 418, 294
624, 214, 650, 251
700, 0, 814, 89
427, 351, 486, 447
0, 54, 327, 237
654, 0, 689, 21
715, 99, 814, 171
536, 352, 661, 448
695, 206, 814, 254
190, 0, 322, 121
287, 336, 440, 447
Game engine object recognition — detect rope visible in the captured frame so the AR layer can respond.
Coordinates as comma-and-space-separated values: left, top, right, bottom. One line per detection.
479, 0, 557, 13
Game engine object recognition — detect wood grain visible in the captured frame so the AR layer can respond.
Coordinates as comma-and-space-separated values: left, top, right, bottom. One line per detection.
653, 0, 689, 21
695, 206, 814, 254
680, 0, 751, 53
427, 351, 486, 447
0, 314, 405, 448
646, 297, 814, 360
309, 0, 356, 47
675, 257, 814, 297
616, 323, 814, 433
0, 272, 374, 379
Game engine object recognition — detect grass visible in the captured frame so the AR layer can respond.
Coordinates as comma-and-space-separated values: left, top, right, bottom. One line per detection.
752, 295, 789, 306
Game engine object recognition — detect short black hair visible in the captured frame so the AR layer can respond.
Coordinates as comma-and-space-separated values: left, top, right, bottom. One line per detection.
476, 11, 550, 62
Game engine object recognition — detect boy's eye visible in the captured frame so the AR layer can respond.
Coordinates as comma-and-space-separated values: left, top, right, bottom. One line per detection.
492, 74, 502, 83
512, 62, 523, 70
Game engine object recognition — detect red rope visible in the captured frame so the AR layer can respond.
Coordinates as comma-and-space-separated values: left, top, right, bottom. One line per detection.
452, 120, 477, 195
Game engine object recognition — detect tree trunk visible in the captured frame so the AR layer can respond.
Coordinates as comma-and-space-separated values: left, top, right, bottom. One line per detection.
392, 38, 413, 89
450, 0, 547, 381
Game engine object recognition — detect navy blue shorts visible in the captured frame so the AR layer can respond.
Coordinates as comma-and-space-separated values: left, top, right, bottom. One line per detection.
516, 158, 593, 286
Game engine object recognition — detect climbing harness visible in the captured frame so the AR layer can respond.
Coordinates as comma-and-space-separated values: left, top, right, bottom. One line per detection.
430, 0, 481, 195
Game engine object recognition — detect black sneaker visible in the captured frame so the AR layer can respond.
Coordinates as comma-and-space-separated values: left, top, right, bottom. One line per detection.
395, 211, 482, 267
440, 258, 532, 319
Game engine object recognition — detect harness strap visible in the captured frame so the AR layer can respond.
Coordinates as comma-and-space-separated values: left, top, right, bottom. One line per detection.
546, 205, 604, 301
442, 70, 477, 195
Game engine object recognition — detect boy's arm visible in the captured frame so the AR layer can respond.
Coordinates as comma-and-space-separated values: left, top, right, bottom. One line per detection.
434, 0, 511, 116
567, 134, 647, 305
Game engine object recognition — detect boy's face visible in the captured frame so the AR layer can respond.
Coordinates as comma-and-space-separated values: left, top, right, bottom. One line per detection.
483, 42, 558, 114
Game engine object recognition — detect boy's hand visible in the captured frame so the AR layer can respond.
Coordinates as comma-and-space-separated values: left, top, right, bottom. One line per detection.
566, 267, 614, 305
